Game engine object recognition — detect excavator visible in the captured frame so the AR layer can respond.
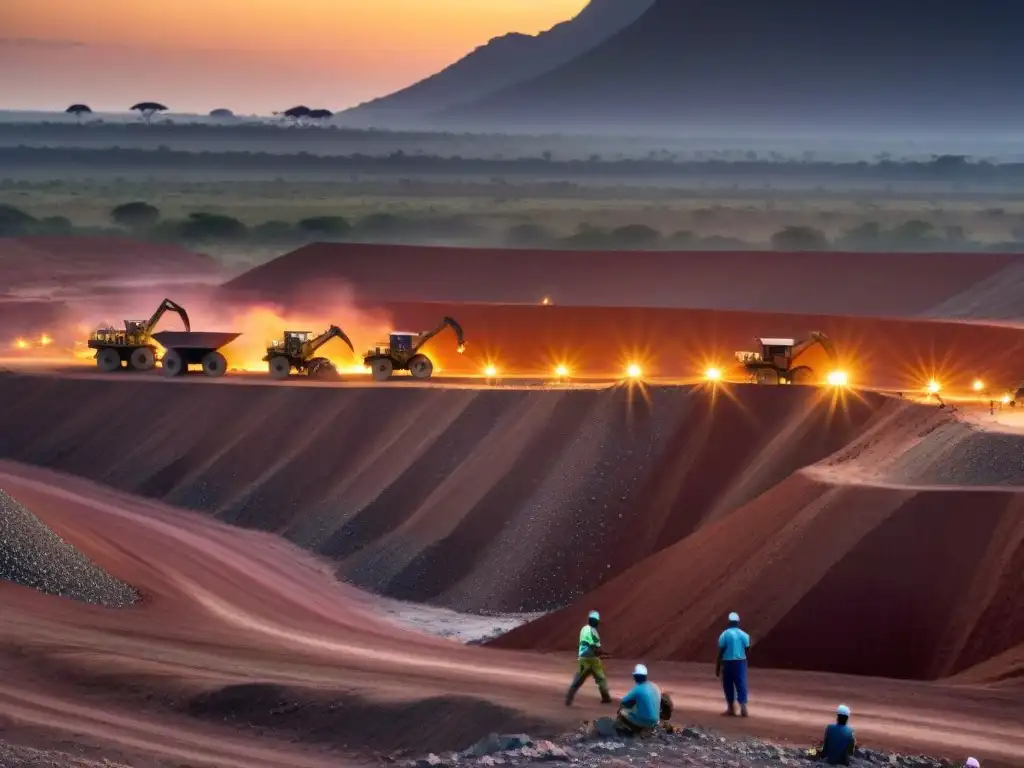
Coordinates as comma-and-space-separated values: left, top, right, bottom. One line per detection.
735, 331, 838, 385
264, 325, 355, 380
88, 297, 190, 372
363, 316, 465, 381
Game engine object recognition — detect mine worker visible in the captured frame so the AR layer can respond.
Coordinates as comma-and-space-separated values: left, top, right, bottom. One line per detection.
565, 610, 612, 706
965, 759, 981, 768
818, 704, 857, 765
615, 663, 661, 735
716, 611, 750, 716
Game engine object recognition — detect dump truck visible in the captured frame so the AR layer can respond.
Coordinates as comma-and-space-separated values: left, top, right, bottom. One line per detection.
364, 316, 465, 381
735, 331, 837, 385
87, 298, 240, 378
264, 325, 355, 380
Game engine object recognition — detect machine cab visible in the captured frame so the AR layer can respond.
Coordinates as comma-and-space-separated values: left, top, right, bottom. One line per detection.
278, 331, 313, 355
758, 338, 796, 362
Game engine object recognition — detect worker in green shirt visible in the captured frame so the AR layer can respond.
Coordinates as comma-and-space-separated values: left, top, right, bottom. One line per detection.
565, 610, 612, 706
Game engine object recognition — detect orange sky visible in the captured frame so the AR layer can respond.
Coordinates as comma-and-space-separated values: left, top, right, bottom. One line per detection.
1, 0, 589, 113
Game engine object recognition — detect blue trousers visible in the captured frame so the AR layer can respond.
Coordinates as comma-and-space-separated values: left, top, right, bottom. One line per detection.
722, 659, 748, 705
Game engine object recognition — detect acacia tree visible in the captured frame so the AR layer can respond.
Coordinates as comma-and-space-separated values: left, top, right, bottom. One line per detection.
277, 105, 311, 126
209, 108, 234, 119
307, 108, 333, 125
130, 101, 168, 124
65, 104, 92, 124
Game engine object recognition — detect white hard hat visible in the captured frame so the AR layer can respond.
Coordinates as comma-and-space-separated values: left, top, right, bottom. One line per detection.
965, 759, 980, 768
836, 704, 851, 717
728, 612, 740, 622
588, 610, 600, 621
633, 664, 648, 677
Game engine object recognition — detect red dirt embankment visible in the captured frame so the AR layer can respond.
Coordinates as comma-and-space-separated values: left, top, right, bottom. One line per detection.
2, 466, 1021, 766
344, 302, 1024, 392
0, 374, 884, 612
493, 400, 1024, 683
220, 242, 1022, 317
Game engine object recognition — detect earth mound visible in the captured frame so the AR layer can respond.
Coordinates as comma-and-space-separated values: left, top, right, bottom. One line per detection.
221, 242, 1021, 317
0, 374, 885, 612
492, 401, 1024, 681
0, 487, 137, 607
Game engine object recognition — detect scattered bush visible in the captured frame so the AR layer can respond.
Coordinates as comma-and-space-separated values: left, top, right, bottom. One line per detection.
608, 224, 661, 249
297, 215, 351, 237
770, 225, 829, 251
0, 204, 36, 236
111, 201, 160, 231
505, 223, 553, 248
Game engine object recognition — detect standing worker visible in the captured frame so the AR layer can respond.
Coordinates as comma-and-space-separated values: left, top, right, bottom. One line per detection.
716, 611, 751, 716
818, 704, 857, 765
565, 610, 612, 706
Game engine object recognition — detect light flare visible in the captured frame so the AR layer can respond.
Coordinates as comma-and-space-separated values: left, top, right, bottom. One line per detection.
554, 364, 569, 378
972, 379, 985, 392
926, 379, 941, 394
827, 370, 849, 387
704, 366, 722, 382
484, 364, 498, 378
625, 363, 642, 379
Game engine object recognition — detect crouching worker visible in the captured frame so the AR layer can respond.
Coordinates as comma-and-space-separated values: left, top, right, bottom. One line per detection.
566, 610, 612, 706
615, 664, 661, 736
818, 704, 857, 765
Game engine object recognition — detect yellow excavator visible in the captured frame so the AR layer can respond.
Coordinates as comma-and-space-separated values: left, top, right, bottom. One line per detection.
363, 316, 465, 381
88, 297, 191, 372
735, 331, 837, 385
264, 325, 355, 380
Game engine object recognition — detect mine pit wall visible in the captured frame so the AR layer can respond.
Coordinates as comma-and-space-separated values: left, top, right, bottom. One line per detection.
493, 471, 1024, 682
0, 373, 887, 612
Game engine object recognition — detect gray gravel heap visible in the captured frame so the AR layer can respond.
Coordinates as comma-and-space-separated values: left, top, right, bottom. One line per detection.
405, 722, 957, 768
0, 489, 137, 607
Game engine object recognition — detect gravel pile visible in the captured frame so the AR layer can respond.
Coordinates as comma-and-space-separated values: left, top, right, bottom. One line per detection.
404, 723, 957, 768
886, 425, 1024, 487
0, 740, 135, 768
0, 489, 137, 607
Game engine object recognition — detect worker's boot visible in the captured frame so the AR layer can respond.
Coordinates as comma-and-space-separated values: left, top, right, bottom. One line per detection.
565, 677, 584, 707
599, 685, 613, 705
723, 702, 736, 716
740, 704, 749, 718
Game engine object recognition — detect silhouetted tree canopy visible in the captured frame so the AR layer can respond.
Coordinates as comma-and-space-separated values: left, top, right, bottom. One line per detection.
297, 215, 351, 237
608, 223, 661, 248
307, 108, 334, 120
770, 225, 829, 251
111, 201, 160, 230
209, 108, 234, 118
0, 204, 36, 236
282, 106, 311, 119
130, 102, 168, 123
178, 212, 247, 241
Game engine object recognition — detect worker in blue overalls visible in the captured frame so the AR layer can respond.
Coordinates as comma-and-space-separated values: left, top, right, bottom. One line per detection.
716, 611, 750, 717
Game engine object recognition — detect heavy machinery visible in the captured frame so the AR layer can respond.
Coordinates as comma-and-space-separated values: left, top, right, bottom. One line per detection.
87, 298, 240, 378
264, 325, 355, 380
735, 331, 837, 385
363, 316, 465, 381
88, 298, 189, 373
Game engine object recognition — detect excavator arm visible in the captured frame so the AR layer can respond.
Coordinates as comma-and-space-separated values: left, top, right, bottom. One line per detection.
412, 316, 466, 355
143, 298, 191, 337
304, 325, 354, 358
791, 331, 836, 362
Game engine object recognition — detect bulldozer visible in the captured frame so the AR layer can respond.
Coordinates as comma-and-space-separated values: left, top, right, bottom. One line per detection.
735, 331, 837, 385
363, 316, 465, 381
264, 325, 355, 380
88, 298, 190, 372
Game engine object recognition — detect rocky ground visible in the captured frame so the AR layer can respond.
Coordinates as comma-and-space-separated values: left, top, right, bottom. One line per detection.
0, 740, 134, 768
0, 488, 137, 607
402, 721, 960, 768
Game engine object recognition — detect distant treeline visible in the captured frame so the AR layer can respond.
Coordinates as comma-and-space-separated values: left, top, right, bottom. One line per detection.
4, 201, 1022, 254
3, 145, 1024, 182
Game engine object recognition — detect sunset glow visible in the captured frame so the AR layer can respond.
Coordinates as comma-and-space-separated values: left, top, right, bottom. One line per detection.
2, 0, 589, 112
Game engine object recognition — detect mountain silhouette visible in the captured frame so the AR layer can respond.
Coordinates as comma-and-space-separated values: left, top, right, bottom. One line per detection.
438, 0, 1024, 134
341, 0, 654, 127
